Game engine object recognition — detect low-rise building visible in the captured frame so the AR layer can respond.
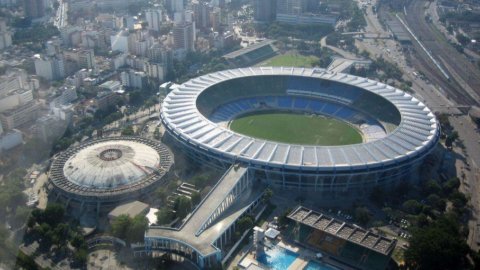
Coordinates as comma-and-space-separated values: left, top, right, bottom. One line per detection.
0, 100, 41, 130
0, 129, 23, 152
108, 200, 150, 221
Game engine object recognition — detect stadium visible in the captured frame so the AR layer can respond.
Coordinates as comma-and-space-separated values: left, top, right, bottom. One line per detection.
160, 67, 440, 194
48, 136, 174, 212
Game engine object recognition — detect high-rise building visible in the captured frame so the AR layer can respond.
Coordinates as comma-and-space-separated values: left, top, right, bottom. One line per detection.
121, 69, 146, 89
34, 55, 65, 81
144, 61, 166, 81
277, 0, 305, 15
173, 22, 195, 53
63, 48, 96, 70
23, 0, 45, 18
193, 1, 210, 31
0, 19, 12, 50
110, 30, 131, 53
253, 0, 276, 22
145, 9, 163, 32
167, 0, 184, 13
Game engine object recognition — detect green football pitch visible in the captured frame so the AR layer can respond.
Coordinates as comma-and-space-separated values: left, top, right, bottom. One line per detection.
229, 111, 363, 145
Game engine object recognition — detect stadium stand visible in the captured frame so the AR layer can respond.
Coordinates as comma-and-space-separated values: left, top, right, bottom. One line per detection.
223, 40, 277, 67
198, 75, 401, 134
209, 95, 388, 142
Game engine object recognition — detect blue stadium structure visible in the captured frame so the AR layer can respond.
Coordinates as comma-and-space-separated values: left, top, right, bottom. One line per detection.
160, 67, 440, 194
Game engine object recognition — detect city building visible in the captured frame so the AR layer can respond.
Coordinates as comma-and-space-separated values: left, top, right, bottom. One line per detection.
253, 0, 276, 22
0, 88, 34, 113
34, 115, 67, 142
95, 90, 122, 111
99, 80, 122, 92
110, 30, 131, 53
193, 1, 211, 31
277, 0, 305, 16
276, 13, 337, 25
34, 54, 66, 81
145, 9, 163, 32
48, 137, 174, 212
143, 61, 166, 82
166, 0, 184, 13
276, 0, 337, 25
0, 19, 12, 50
63, 48, 96, 70
0, 129, 23, 152
23, 0, 45, 18
121, 69, 147, 89
173, 22, 196, 54
0, 100, 41, 130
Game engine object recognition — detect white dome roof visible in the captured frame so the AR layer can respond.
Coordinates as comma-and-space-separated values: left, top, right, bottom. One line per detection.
63, 140, 161, 189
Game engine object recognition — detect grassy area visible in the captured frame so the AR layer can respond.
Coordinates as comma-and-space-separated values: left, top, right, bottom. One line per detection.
260, 53, 319, 67
229, 111, 362, 145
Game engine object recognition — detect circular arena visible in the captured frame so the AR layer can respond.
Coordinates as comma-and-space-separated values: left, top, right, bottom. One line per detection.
161, 67, 440, 194
48, 137, 174, 211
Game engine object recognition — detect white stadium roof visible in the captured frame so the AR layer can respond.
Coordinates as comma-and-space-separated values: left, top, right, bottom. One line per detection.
161, 67, 439, 171
64, 140, 161, 189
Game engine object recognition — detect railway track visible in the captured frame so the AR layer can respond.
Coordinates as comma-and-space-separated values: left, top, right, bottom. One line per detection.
403, 0, 480, 106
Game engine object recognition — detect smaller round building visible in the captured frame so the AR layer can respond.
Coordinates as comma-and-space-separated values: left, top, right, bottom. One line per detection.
48, 137, 174, 212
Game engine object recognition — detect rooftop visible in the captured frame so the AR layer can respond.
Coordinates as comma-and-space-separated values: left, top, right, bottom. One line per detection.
161, 67, 439, 171
288, 206, 397, 256
49, 137, 174, 199
108, 200, 149, 219
223, 39, 275, 59
63, 140, 161, 189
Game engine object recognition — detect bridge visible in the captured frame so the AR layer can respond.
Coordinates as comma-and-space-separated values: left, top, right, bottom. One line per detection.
341, 31, 391, 39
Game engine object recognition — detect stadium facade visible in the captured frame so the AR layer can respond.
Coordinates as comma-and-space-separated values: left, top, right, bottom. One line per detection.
161, 67, 440, 194
48, 136, 174, 212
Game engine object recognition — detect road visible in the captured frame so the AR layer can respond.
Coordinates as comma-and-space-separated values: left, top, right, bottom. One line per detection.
354, 0, 458, 115
403, 0, 480, 106
53, 0, 67, 29
320, 36, 361, 60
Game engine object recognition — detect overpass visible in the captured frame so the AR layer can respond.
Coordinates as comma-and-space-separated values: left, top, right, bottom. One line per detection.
341, 31, 391, 39
144, 165, 265, 268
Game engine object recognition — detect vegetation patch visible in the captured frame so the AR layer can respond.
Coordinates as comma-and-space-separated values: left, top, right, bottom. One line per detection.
260, 53, 320, 68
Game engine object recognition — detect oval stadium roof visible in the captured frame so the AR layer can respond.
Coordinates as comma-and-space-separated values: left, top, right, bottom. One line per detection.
161, 67, 439, 171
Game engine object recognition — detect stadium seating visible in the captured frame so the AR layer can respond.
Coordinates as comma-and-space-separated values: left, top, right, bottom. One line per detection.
198, 75, 399, 138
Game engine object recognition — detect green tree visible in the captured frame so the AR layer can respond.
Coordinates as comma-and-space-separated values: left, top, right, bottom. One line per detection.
403, 199, 423, 215
446, 131, 459, 148
354, 207, 372, 226
156, 208, 175, 225
422, 179, 442, 195
127, 215, 148, 243
174, 196, 192, 219
73, 248, 88, 266
121, 126, 135, 136
191, 192, 202, 206
237, 216, 254, 233
262, 188, 274, 203
42, 204, 65, 227
404, 216, 472, 269
111, 214, 131, 239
